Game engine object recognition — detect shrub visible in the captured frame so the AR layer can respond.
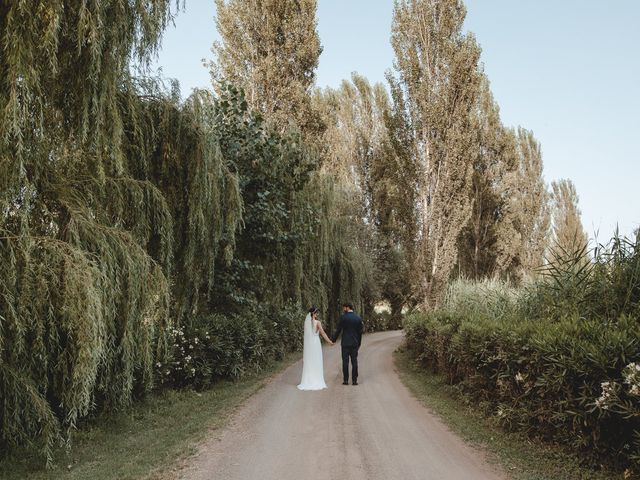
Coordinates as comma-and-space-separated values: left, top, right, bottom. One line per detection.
404, 234, 640, 472
405, 311, 640, 470
158, 303, 303, 389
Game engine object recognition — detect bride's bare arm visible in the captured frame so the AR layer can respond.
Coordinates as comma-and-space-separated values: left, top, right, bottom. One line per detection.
316, 322, 334, 345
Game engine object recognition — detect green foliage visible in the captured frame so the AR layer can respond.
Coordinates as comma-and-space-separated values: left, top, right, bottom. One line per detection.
589, 233, 640, 320
389, 0, 483, 308
140, 87, 243, 322
1, 16, 372, 464
455, 79, 551, 283
296, 174, 378, 330
550, 179, 588, 257
158, 303, 303, 390
404, 234, 640, 472
2, 0, 595, 471
0, 79, 249, 463
209, 0, 378, 330
362, 311, 404, 333
209, 83, 315, 308
211, 0, 323, 135
0, 1, 175, 158
0, 2, 245, 463
522, 234, 640, 322
206, 84, 375, 331
313, 73, 415, 321
0, 1, 181, 464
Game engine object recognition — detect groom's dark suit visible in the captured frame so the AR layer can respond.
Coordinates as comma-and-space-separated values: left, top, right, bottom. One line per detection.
332, 311, 363, 384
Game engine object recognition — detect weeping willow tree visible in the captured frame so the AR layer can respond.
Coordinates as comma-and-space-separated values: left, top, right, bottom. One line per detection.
293, 140, 378, 330
295, 174, 378, 329
0, 1, 242, 462
135, 86, 243, 322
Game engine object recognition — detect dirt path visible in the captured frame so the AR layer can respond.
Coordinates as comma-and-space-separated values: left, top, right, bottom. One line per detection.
173, 330, 505, 480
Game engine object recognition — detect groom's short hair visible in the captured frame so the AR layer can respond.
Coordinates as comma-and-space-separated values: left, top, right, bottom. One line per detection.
342, 302, 354, 310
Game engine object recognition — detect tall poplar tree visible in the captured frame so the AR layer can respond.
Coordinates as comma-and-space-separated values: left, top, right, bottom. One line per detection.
457, 76, 518, 279
389, 0, 482, 307
550, 179, 588, 254
211, 0, 323, 135
493, 128, 551, 277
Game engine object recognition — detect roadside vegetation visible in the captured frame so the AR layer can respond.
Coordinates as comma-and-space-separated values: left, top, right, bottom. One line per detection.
403, 235, 640, 478
0, 354, 299, 480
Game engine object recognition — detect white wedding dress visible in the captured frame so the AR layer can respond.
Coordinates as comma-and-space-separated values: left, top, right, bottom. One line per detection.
297, 313, 327, 391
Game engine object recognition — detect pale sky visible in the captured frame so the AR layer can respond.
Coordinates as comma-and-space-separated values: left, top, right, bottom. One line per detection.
153, 0, 640, 242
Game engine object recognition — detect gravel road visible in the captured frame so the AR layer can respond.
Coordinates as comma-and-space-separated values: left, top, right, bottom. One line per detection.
174, 330, 505, 480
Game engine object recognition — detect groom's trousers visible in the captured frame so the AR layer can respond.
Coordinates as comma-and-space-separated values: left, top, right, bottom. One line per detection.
341, 345, 359, 383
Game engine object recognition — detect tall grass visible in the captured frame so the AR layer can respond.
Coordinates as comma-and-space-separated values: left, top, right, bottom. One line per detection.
443, 277, 525, 322
404, 232, 640, 474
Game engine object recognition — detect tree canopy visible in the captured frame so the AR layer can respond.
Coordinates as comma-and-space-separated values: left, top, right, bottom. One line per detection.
0, 0, 586, 463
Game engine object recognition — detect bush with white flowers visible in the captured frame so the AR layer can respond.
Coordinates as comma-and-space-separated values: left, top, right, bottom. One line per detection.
156, 303, 303, 389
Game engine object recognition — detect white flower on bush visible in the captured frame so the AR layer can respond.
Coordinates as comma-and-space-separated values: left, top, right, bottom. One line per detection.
595, 381, 617, 410
514, 372, 525, 383
623, 362, 640, 397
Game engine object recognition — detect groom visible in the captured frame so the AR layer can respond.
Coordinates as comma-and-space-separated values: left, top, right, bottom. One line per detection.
332, 302, 363, 385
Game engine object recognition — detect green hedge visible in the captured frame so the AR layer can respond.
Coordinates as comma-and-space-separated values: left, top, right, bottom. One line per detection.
161, 306, 398, 390
158, 303, 303, 389
405, 309, 640, 471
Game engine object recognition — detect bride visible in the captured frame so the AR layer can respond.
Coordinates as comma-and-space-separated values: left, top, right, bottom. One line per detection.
297, 306, 334, 391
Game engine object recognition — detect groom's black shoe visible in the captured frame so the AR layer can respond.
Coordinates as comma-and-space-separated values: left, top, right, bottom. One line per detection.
352, 381, 358, 385
342, 381, 349, 385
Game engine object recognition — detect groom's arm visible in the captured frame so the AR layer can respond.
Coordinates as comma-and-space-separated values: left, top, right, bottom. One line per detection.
357, 318, 363, 348
332, 317, 344, 343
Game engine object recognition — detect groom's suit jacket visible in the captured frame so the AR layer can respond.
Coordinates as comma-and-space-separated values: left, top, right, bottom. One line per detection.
332, 311, 363, 348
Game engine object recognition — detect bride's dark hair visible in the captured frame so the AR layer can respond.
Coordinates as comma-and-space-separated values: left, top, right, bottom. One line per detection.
308, 306, 319, 315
